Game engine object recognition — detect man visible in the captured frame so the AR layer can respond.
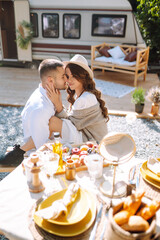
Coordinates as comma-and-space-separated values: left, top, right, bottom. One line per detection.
0, 59, 66, 167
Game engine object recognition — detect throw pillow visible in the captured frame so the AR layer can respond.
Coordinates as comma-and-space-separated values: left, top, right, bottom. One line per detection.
108, 46, 126, 59
98, 46, 111, 57
124, 51, 137, 62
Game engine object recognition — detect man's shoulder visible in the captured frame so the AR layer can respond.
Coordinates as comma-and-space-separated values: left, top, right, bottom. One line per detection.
22, 100, 54, 117
25, 87, 51, 109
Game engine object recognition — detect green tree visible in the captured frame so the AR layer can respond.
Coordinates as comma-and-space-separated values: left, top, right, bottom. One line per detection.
136, 0, 160, 64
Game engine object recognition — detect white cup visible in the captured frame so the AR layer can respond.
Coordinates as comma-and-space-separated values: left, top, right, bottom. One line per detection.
84, 153, 103, 179
39, 150, 55, 162
43, 153, 60, 176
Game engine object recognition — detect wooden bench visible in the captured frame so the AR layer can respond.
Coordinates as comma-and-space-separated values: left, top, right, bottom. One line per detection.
91, 43, 150, 86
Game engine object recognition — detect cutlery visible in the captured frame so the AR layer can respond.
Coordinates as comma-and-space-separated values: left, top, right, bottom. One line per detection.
100, 201, 112, 240
136, 163, 142, 189
128, 165, 136, 185
127, 165, 136, 195
89, 203, 103, 240
99, 212, 108, 240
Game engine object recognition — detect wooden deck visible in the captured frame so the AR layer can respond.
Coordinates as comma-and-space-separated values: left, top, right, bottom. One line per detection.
0, 67, 159, 119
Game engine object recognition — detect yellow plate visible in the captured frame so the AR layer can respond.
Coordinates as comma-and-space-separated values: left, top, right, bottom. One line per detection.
141, 161, 160, 182
140, 168, 160, 189
34, 190, 96, 237
36, 188, 89, 226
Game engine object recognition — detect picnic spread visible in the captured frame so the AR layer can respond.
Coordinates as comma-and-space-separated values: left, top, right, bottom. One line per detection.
0, 132, 160, 240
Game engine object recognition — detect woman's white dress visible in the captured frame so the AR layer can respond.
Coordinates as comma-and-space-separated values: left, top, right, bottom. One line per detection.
61, 92, 98, 144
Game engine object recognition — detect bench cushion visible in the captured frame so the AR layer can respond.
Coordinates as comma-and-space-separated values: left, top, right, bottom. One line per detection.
108, 46, 126, 59
95, 56, 136, 66
125, 51, 137, 62
98, 46, 111, 57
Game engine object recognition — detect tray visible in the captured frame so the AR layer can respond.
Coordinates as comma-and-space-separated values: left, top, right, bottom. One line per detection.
41, 142, 109, 176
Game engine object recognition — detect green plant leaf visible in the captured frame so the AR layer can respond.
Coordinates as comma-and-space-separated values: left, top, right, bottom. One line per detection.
131, 87, 145, 104
16, 20, 34, 50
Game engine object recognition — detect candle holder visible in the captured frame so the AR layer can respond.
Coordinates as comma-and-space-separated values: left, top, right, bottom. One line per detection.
99, 132, 136, 198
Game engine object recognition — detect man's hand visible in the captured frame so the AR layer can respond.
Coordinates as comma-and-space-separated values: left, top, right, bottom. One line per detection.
46, 83, 63, 113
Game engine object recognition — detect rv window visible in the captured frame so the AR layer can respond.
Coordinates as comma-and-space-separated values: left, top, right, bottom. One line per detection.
92, 14, 127, 37
42, 14, 59, 38
30, 13, 38, 38
63, 14, 81, 39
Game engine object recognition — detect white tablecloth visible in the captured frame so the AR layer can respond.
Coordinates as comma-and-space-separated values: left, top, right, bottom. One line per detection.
0, 158, 160, 240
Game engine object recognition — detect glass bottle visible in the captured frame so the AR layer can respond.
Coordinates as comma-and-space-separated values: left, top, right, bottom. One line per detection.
53, 132, 63, 171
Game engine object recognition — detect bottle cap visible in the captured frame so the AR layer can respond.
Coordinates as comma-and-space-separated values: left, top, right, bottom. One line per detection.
54, 132, 60, 138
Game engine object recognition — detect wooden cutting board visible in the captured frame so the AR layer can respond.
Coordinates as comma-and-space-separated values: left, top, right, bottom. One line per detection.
54, 161, 109, 175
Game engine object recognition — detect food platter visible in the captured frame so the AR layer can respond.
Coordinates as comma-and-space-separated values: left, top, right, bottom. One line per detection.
39, 141, 109, 175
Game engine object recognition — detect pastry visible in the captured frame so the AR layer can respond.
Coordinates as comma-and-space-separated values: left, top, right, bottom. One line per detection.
113, 210, 130, 226
137, 200, 160, 220
121, 215, 149, 232
123, 190, 145, 215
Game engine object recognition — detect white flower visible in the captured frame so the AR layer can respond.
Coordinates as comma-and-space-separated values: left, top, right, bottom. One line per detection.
146, 86, 160, 104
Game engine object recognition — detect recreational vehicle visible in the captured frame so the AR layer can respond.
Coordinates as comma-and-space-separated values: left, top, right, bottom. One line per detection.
0, 0, 145, 68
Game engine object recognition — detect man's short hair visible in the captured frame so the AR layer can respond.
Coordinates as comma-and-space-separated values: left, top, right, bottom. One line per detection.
38, 59, 63, 79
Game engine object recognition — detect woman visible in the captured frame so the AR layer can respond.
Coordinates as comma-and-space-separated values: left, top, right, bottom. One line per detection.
47, 54, 109, 144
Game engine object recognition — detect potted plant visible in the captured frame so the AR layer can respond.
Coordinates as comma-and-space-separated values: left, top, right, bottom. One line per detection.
146, 86, 160, 116
131, 87, 145, 113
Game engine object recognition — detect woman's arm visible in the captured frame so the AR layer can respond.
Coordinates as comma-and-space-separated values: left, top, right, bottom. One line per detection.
56, 108, 69, 118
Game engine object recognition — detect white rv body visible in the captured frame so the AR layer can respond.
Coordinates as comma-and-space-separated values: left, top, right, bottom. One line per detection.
0, 0, 145, 66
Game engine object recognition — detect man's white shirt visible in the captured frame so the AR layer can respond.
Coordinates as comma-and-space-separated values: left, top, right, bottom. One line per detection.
21, 84, 55, 149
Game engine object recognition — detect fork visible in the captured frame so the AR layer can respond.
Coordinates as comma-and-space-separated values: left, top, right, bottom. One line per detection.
100, 200, 112, 240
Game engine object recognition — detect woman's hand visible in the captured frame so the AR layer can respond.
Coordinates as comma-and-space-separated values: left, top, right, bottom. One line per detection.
46, 83, 63, 113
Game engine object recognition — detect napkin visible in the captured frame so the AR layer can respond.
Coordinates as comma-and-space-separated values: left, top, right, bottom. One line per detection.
35, 183, 79, 220
147, 157, 160, 176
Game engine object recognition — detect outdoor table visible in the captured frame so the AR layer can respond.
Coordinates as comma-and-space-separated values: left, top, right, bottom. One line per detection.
0, 157, 160, 240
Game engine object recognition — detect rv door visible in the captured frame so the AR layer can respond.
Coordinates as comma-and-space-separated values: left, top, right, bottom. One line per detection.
14, 0, 32, 61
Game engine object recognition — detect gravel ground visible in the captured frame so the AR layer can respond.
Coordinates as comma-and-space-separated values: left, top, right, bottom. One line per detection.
0, 106, 160, 159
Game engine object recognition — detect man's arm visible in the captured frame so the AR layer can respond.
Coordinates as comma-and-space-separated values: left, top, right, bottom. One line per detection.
21, 137, 36, 152
29, 109, 52, 149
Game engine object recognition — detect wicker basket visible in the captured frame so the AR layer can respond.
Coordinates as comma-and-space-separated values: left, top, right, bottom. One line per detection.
107, 202, 156, 240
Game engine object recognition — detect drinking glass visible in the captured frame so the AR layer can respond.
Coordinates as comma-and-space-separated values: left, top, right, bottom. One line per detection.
42, 152, 60, 177
85, 154, 103, 182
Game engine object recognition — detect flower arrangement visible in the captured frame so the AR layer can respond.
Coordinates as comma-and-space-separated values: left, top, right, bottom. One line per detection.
16, 20, 34, 50
146, 86, 160, 104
